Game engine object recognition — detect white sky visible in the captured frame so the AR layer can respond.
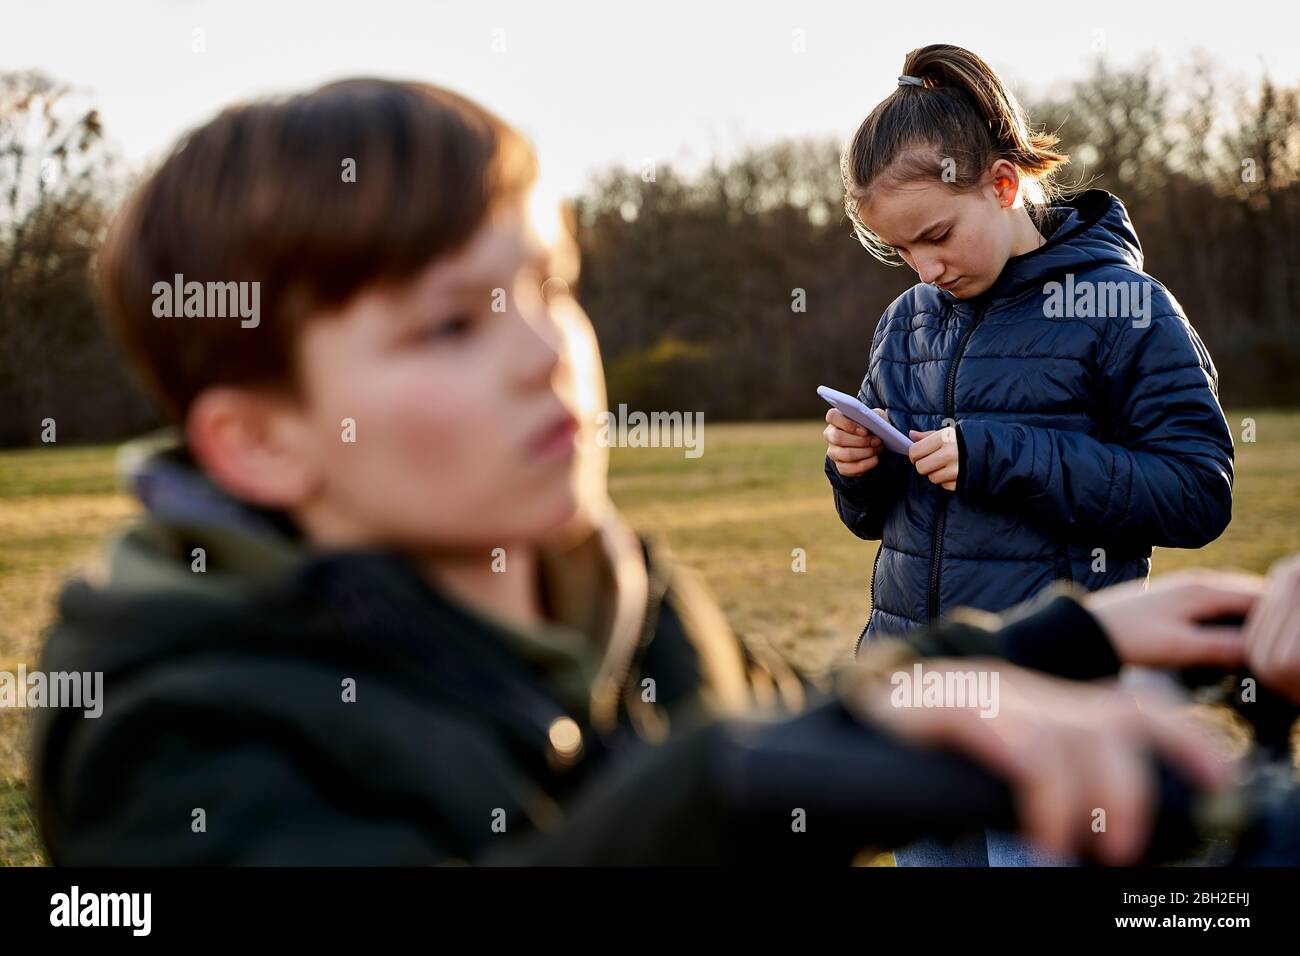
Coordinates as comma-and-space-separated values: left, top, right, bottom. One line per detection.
6, 0, 1296, 197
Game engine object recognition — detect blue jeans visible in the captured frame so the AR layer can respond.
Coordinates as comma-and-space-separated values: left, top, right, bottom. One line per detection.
893, 829, 1074, 866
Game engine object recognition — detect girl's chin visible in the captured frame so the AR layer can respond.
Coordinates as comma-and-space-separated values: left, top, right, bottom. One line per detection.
949, 277, 991, 298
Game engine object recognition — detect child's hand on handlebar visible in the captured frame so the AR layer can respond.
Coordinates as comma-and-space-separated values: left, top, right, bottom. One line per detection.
1243, 554, 1300, 705
845, 659, 1236, 864
1082, 568, 1266, 669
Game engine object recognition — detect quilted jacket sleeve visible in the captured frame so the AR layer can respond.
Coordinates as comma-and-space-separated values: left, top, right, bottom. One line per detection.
956, 287, 1234, 551
826, 315, 912, 541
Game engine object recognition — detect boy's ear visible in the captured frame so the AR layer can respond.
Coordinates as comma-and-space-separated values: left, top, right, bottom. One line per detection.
185, 386, 319, 509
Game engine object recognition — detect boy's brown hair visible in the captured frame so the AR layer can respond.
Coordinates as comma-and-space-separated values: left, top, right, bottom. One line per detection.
97, 78, 538, 420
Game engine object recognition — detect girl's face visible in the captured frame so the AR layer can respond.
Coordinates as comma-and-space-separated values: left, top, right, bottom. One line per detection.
858, 163, 1024, 299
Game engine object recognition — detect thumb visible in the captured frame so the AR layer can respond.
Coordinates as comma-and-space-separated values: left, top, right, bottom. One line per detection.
909, 429, 932, 439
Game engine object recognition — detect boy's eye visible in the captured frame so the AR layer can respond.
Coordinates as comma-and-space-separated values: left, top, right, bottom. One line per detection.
932, 230, 951, 244
413, 313, 477, 344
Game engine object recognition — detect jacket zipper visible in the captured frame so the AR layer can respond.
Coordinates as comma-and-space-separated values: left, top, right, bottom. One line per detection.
855, 544, 884, 656
927, 302, 988, 623
1056, 543, 1074, 583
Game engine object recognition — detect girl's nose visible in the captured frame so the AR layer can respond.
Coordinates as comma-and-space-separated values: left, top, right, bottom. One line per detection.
916, 257, 945, 285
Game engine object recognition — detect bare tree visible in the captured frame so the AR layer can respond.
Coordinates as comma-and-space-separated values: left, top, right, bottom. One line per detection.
0, 70, 153, 446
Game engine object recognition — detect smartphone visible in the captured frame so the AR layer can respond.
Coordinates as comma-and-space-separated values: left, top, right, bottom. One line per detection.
817, 385, 913, 454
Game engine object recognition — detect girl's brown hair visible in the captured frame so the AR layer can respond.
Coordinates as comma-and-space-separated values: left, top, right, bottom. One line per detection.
97, 78, 538, 420
842, 44, 1070, 264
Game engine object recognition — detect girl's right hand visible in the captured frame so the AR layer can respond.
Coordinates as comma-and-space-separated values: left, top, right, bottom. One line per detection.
824, 407, 886, 477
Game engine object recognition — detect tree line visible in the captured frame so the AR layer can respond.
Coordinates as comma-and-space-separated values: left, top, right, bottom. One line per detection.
1, 56, 1296, 446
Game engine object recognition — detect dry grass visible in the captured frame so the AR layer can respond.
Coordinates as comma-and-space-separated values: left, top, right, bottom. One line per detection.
609, 410, 1300, 674
1, 409, 1296, 864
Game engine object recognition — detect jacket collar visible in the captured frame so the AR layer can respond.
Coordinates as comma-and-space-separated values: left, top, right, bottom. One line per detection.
951, 189, 1142, 311
111, 431, 653, 730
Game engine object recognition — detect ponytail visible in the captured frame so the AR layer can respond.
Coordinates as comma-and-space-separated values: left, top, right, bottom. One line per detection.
842, 44, 1070, 263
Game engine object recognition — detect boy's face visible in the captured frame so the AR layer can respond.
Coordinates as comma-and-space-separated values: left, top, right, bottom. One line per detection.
282, 198, 586, 552
859, 166, 1017, 299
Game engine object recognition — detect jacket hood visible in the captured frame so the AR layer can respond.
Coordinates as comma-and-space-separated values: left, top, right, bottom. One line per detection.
963, 189, 1144, 307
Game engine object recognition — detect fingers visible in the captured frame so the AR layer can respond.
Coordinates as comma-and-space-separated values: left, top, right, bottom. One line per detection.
1162, 625, 1248, 669
827, 443, 879, 465
908, 428, 959, 494
825, 407, 860, 432
1012, 727, 1083, 858
924, 464, 959, 485
1180, 571, 1268, 621
825, 408, 881, 441
912, 450, 945, 475
907, 430, 942, 462
1079, 735, 1154, 865
829, 452, 879, 477
910, 438, 958, 488
875, 692, 1149, 862
825, 408, 884, 478
1139, 704, 1237, 791
856, 663, 1230, 865
823, 422, 881, 449
1252, 556, 1300, 657
1242, 555, 1300, 703
1086, 571, 1266, 670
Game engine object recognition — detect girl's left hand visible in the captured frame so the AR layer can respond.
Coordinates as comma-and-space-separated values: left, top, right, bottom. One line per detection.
908, 426, 959, 491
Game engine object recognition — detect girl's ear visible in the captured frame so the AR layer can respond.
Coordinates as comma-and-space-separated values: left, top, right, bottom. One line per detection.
990, 160, 1021, 208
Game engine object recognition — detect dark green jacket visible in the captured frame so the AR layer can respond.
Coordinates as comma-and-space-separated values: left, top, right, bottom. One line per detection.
32, 446, 1120, 865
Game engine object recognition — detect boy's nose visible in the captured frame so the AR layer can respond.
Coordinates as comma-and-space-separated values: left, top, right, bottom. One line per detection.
514, 302, 563, 388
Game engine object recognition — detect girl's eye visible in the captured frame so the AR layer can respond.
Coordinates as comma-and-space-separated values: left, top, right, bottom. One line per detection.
932, 230, 951, 244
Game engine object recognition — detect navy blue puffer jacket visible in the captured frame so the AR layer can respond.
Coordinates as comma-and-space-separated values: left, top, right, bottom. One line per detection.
826, 190, 1234, 644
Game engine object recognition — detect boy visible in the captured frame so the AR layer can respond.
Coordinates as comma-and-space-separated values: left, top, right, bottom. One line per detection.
31, 78, 1254, 865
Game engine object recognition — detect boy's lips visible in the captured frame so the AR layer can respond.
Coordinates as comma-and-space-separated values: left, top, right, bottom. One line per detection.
529, 410, 580, 460
938, 277, 962, 291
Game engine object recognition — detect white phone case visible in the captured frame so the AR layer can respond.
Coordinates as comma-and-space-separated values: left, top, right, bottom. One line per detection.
817, 385, 913, 454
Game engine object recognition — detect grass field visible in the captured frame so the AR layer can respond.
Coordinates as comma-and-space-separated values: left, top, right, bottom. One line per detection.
2, 411, 1298, 865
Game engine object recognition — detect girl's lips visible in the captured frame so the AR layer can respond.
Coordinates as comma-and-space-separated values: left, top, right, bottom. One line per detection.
938, 277, 961, 291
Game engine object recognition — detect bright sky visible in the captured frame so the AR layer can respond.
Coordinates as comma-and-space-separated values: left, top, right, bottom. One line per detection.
6, 0, 1295, 197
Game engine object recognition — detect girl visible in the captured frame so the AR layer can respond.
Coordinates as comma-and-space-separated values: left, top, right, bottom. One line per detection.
823, 45, 1235, 865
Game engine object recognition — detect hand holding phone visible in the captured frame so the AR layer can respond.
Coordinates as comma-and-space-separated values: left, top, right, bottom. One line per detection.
818, 386, 913, 457
824, 405, 884, 477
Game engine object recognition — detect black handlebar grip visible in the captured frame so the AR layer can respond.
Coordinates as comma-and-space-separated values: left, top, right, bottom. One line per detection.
717, 702, 1210, 865
1175, 614, 1298, 759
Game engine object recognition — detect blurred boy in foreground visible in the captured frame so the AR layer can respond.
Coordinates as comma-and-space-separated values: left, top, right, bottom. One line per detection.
32, 79, 1294, 865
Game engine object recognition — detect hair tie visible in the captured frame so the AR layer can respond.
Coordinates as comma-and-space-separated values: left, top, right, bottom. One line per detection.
897, 75, 924, 87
